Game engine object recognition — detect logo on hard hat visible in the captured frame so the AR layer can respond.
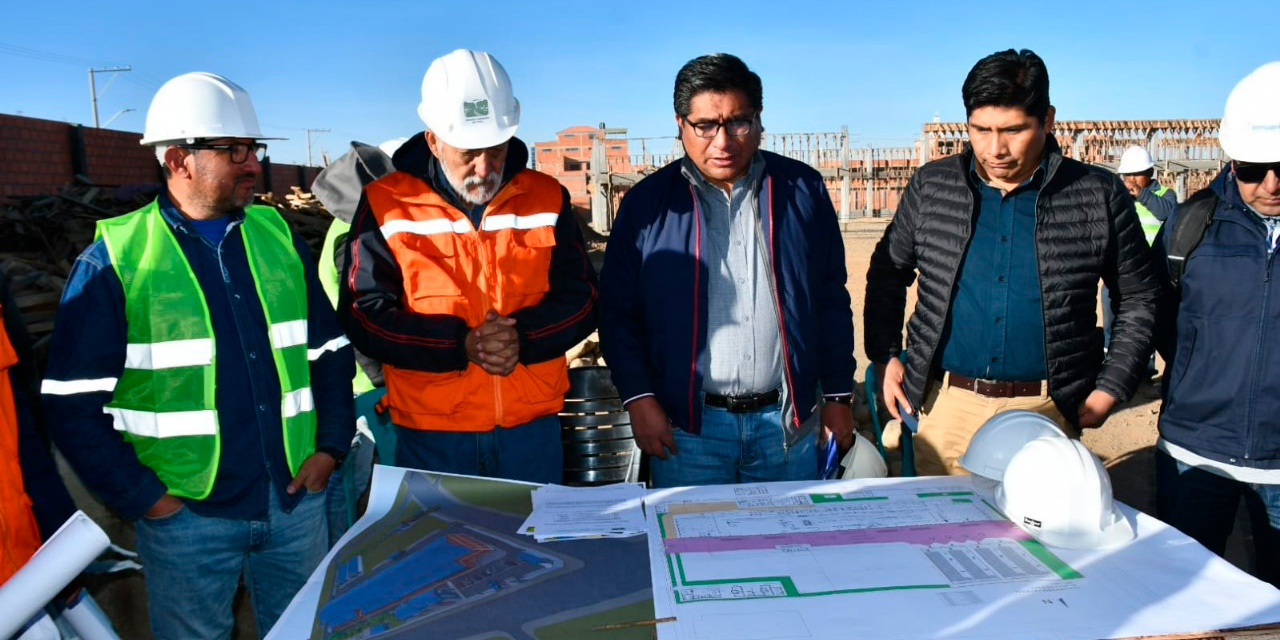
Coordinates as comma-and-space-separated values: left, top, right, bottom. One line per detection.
463, 99, 491, 122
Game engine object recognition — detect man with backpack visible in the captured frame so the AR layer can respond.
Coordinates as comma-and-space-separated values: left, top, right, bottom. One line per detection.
1153, 61, 1280, 588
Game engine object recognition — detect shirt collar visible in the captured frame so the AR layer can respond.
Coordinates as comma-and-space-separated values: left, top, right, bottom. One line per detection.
968, 156, 1048, 192
681, 151, 766, 197
157, 190, 243, 236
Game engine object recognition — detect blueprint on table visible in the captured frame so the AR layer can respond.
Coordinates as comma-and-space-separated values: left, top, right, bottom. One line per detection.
268, 466, 654, 640
645, 476, 1280, 640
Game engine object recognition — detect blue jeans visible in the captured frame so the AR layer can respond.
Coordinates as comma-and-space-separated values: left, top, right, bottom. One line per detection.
650, 403, 818, 488
1156, 450, 1280, 587
135, 487, 328, 639
394, 414, 563, 484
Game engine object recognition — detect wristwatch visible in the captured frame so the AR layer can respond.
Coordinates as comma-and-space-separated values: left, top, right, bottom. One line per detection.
825, 395, 854, 405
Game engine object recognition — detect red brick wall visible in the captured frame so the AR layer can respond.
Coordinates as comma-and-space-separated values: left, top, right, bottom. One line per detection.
0, 114, 75, 199
0, 113, 320, 201
81, 126, 163, 186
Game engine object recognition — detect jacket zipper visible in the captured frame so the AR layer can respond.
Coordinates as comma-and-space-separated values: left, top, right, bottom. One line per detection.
473, 206, 504, 428
759, 177, 801, 430
1245, 212, 1275, 461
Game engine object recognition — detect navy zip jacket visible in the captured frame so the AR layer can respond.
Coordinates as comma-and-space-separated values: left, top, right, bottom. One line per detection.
42, 193, 355, 521
599, 151, 854, 434
1155, 166, 1280, 469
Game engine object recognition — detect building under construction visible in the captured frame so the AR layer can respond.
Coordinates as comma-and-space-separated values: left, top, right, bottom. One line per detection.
533, 118, 1225, 233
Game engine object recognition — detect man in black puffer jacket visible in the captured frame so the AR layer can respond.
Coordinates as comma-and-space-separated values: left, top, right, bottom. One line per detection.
865, 49, 1159, 475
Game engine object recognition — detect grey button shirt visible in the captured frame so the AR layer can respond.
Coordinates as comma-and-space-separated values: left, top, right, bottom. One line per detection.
681, 154, 783, 396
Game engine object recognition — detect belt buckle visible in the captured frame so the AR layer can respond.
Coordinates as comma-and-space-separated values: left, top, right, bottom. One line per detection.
972, 377, 1001, 395
726, 396, 752, 413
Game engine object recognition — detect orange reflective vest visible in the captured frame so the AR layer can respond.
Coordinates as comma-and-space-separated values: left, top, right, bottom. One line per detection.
0, 304, 42, 584
365, 170, 568, 431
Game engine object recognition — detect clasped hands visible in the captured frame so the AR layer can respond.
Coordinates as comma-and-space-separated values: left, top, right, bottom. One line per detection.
465, 309, 520, 376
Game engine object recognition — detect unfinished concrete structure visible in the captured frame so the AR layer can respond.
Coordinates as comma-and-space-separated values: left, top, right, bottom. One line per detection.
544, 118, 1225, 234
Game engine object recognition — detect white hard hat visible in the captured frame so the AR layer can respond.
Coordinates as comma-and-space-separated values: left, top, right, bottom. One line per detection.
140, 72, 281, 146
1220, 61, 1280, 163
839, 432, 889, 479
378, 137, 409, 159
996, 437, 1134, 549
417, 49, 520, 150
959, 410, 1066, 480
1116, 145, 1155, 174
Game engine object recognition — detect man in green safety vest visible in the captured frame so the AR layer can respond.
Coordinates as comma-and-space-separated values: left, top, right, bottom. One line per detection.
1117, 144, 1179, 245
1103, 145, 1179, 364
41, 72, 355, 639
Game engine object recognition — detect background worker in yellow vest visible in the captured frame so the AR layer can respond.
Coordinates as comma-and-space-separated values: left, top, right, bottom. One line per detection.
1103, 145, 1178, 371
41, 72, 355, 639
340, 49, 598, 483
1117, 144, 1179, 243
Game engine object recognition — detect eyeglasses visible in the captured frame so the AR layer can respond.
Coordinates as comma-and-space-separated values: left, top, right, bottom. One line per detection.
683, 114, 757, 139
1234, 161, 1280, 184
183, 142, 268, 164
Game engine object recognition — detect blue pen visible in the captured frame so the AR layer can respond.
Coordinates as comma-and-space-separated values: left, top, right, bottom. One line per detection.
819, 435, 840, 479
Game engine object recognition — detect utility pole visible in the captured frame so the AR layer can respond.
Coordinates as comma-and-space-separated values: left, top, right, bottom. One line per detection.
305, 128, 330, 166
587, 122, 627, 233
88, 66, 132, 127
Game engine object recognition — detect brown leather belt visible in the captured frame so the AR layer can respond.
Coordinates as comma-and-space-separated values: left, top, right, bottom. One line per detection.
946, 373, 1043, 398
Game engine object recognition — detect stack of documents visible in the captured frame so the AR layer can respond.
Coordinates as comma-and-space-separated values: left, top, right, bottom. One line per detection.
518, 482, 648, 542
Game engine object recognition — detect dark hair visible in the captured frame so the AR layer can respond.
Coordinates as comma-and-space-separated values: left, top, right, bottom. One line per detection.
673, 53, 763, 118
962, 49, 1051, 120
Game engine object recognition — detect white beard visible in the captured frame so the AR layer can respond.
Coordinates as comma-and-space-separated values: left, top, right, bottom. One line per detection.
443, 165, 503, 207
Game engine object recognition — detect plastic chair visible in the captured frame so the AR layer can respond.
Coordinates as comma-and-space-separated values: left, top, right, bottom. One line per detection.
863, 355, 916, 477
560, 366, 641, 486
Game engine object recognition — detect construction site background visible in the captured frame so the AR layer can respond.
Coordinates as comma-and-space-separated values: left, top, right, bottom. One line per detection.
532, 118, 1225, 234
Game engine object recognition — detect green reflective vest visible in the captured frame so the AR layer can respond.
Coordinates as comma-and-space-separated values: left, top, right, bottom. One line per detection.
1136, 185, 1172, 245
97, 200, 316, 499
319, 219, 374, 393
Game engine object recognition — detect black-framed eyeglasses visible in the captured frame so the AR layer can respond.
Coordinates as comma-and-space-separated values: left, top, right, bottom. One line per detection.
1234, 160, 1280, 184
683, 114, 757, 139
183, 142, 268, 164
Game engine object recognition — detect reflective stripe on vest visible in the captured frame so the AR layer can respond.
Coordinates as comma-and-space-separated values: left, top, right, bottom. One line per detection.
96, 200, 315, 499
365, 169, 569, 430
1136, 185, 1172, 245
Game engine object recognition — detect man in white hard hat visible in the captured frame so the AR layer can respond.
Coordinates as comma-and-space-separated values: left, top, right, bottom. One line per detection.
1116, 145, 1178, 244
1153, 60, 1280, 587
340, 49, 596, 483
1103, 145, 1177, 369
865, 49, 1159, 475
41, 72, 355, 637
598, 53, 856, 487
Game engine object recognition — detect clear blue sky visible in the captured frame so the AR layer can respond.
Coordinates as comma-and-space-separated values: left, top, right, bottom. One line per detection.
3, 0, 1276, 166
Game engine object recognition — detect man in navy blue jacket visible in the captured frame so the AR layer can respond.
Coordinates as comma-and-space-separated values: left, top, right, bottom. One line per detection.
41, 73, 354, 638
1153, 61, 1280, 588
599, 54, 855, 487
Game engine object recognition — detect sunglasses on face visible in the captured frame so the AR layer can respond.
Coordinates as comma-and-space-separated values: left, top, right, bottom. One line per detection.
1234, 161, 1280, 184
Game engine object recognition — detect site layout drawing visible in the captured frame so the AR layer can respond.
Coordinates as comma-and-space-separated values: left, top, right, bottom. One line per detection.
645, 476, 1280, 640
268, 467, 654, 640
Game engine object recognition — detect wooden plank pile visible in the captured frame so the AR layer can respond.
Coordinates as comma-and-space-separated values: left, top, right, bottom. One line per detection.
1, 183, 336, 368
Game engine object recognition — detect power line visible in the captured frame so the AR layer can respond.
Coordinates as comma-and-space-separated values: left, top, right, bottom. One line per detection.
0, 41, 98, 67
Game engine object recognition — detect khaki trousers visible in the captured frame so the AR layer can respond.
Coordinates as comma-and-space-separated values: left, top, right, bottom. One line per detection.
914, 374, 1075, 476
